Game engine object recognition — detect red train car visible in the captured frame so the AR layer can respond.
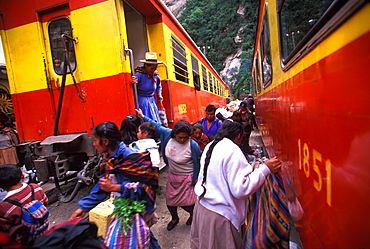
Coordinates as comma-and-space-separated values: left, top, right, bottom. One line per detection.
0, 0, 227, 143
0, 0, 228, 199
252, 0, 370, 247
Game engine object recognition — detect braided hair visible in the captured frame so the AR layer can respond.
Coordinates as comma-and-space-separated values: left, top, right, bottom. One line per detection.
199, 119, 244, 198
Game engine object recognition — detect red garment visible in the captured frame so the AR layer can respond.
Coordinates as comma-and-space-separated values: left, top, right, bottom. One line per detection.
191, 134, 210, 151
0, 184, 48, 233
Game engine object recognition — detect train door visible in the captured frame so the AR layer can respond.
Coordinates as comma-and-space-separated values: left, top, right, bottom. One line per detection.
39, 7, 85, 135
123, 1, 148, 68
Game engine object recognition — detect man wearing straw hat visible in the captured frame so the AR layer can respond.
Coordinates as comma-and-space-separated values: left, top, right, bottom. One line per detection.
132, 52, 163, 123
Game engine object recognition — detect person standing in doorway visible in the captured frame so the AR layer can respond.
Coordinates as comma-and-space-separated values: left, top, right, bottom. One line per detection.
132, 52, 163, 123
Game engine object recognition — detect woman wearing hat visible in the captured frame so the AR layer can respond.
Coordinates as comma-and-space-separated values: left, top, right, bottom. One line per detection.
132, 52, 163, 123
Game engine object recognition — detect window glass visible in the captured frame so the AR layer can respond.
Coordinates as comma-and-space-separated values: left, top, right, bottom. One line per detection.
261, 12, 272, 85
48, 18, 76, 74
256, 57, 262, 93
279, 0, 335, 61
172, 35, 188, 83
208, 73, 213, 93
202, 66, 208, 91
191, 55, 201, 91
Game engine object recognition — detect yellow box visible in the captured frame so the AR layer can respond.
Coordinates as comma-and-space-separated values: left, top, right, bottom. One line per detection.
89, 199, 115, 238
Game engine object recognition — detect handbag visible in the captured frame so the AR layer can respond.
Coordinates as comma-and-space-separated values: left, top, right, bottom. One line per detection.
158, 100, 168, 127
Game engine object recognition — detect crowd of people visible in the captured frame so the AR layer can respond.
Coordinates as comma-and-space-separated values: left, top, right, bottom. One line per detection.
0, 52, 283, 249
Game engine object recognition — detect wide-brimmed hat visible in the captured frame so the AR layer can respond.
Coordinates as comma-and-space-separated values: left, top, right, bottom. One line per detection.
140, 52, 162, 64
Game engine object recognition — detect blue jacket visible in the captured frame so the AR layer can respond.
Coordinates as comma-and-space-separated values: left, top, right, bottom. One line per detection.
78, 142, 155, 214
143, 116, 202, 184
198, 117, 223, 137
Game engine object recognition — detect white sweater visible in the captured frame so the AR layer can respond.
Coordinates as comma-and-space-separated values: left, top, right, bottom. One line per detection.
194, 137, 271, 231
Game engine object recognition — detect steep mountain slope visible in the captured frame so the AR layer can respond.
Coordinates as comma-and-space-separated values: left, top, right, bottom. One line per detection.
162, 0, 258, 98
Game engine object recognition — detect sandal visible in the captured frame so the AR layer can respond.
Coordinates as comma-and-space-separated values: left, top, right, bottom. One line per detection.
167, 219, 179, 231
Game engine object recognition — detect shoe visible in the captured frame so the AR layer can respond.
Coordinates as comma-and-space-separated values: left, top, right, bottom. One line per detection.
186, 216, 192, 225
167, 220, 179, 231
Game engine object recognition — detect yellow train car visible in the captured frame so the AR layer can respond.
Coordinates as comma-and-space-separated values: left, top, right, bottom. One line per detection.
0, 0, 228, 200
0, 0, 228, 142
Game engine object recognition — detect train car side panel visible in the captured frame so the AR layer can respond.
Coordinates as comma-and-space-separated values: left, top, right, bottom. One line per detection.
253, 1, 370, 248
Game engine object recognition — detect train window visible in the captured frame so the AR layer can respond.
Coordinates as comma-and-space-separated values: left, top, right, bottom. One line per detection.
191, 55, 201, 91
202, 66, 208, 91
171, 36, 188, 83
212, 76, 215, 93
260, 11, 272, 86
278, 0, 344, 66
208, 73, 213, 93
48, 18, 76, 75
256, 57, 262, 93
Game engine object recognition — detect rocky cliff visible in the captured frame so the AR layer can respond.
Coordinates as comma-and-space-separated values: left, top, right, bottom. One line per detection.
161, 0, 187, 18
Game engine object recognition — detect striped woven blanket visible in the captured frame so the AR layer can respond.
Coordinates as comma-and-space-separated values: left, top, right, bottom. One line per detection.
100, 152, 159, 202
244, 172, 290, 249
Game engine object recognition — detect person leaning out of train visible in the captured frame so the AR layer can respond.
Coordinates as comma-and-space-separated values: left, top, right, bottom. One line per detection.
190, 119, 282, 249
132, 52, 163, 124
136, 108, 202, 231
197, 104, 223, 141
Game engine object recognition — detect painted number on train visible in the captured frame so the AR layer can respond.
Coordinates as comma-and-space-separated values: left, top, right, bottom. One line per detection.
298, 139, 332, 206
178, 104, 187, 114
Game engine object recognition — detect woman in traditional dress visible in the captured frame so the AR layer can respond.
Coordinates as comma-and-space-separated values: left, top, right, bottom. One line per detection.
132, 52, 163, 123
190, 119, 282, 249
136, 108, 202, 231
69, 121, 160, 248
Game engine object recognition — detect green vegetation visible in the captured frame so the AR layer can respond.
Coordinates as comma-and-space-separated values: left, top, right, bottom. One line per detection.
112, 198, 146, 235
178, 0, 258, 98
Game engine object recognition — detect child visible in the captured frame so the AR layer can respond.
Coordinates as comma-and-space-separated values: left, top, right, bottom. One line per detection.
129, 122, 160, 168
0, 164, 48, 242
191, 123, 209, 151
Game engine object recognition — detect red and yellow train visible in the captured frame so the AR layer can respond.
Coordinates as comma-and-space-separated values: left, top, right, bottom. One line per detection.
252, 0, 370, 247
0, 0, 227, 143
0, 0, 227, 200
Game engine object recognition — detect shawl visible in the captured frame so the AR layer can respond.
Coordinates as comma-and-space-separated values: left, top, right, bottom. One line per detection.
100, 152, 159, 202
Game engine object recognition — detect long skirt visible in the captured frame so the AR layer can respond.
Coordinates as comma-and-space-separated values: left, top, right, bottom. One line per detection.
165, 172, 196, 207
138, 95, 161, 123
190, 201, 242, 249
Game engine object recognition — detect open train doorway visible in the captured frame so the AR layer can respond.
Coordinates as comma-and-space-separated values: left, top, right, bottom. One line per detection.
123, 1, 148, 68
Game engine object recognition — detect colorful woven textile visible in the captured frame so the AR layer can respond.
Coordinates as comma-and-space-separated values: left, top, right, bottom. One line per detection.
100, 152, 159, 202
244, 172, 290, 249
104, 213, 150, 249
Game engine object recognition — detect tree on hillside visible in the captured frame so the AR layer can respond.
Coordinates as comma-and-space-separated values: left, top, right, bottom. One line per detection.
178, 0, 258, 98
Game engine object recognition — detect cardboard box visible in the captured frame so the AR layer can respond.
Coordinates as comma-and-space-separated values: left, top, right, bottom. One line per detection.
89, 199, 115, 238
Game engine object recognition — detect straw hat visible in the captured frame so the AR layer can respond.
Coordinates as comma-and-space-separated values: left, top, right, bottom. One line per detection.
140, 52, 162, 64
